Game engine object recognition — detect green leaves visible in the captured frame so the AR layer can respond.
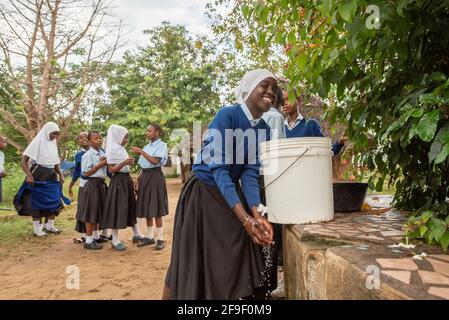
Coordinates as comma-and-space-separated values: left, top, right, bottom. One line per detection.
318, 0, 334, 17
338, 0, 357, 23
416, 110, 440, 142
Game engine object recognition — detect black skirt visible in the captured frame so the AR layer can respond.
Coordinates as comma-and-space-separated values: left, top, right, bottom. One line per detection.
75, 218, 86, 233
165, 174, 268, 300
136, 167, 168, 219
74, 186, 86, 233
13, 165, 62, 218
76, 178, 107, 224
101, 172, 136, 229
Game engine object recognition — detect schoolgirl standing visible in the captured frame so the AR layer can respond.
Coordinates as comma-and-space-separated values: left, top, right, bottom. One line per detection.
76, 131, 109, 250
132, 123, 169, 250
101, 125, 144, 251
70, 132, 89, 240
13, 122, 64, 236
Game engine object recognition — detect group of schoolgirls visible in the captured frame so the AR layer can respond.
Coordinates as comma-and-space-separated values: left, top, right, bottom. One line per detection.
13, 122, 169, 252
164, 69, 347, 300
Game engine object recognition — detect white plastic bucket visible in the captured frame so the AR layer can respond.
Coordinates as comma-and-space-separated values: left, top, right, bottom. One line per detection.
260, 137, 334, 224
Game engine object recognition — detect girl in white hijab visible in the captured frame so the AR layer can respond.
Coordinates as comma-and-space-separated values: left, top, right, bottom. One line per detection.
15, 122, 64, 236
164, 69, 277, 300
101, 124, 144, 251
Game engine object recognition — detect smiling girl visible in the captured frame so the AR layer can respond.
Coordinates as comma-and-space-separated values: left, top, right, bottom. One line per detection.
164, 69, 277, 300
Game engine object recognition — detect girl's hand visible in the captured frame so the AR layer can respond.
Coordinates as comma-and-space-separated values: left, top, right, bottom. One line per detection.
59, 174, 65, 184
243, 216, 274, 246
251, 206, 274, 241
124, 157, 135, 165
134, 179, 139, 191
131, 147, 142, 154
26, 174, 34, 185
0, 171, 6, 178
99, 158, 108, 166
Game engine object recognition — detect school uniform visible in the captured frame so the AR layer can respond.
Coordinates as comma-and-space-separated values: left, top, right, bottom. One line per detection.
101, 126, 137, 230
76, 148, 107, 225
13, 122, 64, 218
135, 139, 169, 219
262, 107, 286, 140
165, 102, 272, 300
73, 148, 87, 233
285, 114, 344, 155
0, 150, 4, 203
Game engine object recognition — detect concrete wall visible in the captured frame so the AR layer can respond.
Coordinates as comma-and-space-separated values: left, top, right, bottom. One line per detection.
284, 226, 410, 300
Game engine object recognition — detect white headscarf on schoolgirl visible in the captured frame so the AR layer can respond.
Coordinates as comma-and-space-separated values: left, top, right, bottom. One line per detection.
23, 122, 60, 166
105, 125, 129, 164
234, 69, 276, 105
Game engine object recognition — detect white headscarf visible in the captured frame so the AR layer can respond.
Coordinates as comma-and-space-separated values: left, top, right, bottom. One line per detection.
105, 125, 129, 164
23, 122, 60, 166
235, 69, 276, 105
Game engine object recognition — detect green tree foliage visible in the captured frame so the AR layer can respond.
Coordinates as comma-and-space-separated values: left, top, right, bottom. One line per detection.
211, 0, 449, 248
94, 22, 223, 149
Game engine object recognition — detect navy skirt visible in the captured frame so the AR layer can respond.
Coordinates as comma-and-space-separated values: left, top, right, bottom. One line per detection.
101, 172, 136, 229
165, 173, 269, 300
135, 167, 169, 219
13, 165, 62, 218
76, 178, 107, 224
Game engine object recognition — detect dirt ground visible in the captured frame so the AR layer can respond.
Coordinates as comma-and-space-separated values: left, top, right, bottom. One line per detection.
0, 179, 182, 300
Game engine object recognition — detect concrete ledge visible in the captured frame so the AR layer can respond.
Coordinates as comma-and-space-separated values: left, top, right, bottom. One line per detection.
284, 212, 449, 300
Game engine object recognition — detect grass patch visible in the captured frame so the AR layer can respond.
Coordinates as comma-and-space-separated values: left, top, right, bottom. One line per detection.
0, 203, 78, 249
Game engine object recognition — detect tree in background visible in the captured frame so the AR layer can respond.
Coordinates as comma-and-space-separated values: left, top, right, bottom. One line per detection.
94, 23, 224, 161
0, 0, 122, 150
208, 0, 449, 249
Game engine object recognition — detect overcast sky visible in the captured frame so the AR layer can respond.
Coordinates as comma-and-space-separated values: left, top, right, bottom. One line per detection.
111, 0, 214, 55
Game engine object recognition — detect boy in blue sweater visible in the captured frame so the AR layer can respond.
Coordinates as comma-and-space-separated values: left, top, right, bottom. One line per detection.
282, 90, 347, 154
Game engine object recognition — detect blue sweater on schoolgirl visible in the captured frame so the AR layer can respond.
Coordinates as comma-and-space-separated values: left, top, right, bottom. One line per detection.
71, 149, 87, 183
193, 104, 270, 209
285, 117, 344, 156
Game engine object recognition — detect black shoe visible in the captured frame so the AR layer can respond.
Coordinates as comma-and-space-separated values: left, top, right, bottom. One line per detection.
95, 237, 109, 244
155, 240, 165, 250
137, 237, 156, 248
99, 234, 112, 242
84, 241, 103, 250
132, 235, 145, 244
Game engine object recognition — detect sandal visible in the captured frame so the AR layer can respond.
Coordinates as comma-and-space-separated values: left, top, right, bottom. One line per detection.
111, 242, 127, 251
33, 232, 47, 237
73, 237, 86, 244
43, 227, 61, 234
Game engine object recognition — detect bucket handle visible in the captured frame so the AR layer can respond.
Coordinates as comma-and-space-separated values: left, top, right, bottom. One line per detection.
262, 145, 310, 192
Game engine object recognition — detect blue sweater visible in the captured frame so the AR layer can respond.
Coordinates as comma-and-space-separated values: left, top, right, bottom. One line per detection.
193, 105, 270, 209
71, 149, 86, 183
285, 118, 344, 156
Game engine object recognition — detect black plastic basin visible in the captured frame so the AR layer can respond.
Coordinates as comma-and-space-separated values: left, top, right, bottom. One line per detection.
333, 182, 368, 212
